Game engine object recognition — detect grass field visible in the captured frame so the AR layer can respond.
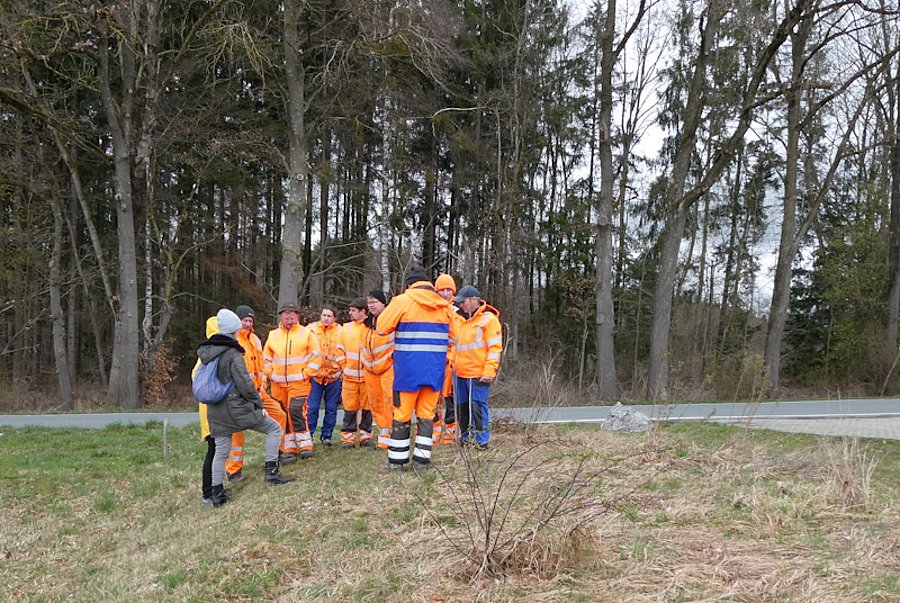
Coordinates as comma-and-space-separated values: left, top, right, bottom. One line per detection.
2, 420, 898, 602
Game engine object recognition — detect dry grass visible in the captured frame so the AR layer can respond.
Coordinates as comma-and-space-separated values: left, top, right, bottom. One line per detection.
0, 421, 898, 602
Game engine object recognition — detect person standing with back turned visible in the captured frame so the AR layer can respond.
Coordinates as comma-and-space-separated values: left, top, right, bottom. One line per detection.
198, 309, 293, 507
225, 304, 287, 482
377, 266, 456, 471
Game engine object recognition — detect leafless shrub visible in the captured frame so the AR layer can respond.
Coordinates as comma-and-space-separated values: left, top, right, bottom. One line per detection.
421, 432, 669, 582
491, 352, 586, 409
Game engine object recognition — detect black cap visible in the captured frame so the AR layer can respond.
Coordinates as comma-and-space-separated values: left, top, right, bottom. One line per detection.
404, 265, 428, 287
367, 290, 387, 306
235, 305, 255, 320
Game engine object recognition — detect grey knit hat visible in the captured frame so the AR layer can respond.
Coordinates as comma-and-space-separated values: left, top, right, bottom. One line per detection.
216, 309, 241, 335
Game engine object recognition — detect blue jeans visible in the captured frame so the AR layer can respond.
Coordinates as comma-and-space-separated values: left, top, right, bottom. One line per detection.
308, 379, 342, 439
453, 375, 490, 445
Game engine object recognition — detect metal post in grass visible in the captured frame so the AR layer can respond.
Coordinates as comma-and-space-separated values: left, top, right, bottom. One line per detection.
163, 419, 169, 460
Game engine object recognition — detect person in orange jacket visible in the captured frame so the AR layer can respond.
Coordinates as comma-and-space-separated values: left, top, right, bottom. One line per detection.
363, 290, 394, 449
432, 274, 459, 445
452, 285, 503, 449
336, 297, 374, 448
377, 266, 457, 471
262, 301, 322, 461
225, 305, 288, 482
307, 306, 343, 446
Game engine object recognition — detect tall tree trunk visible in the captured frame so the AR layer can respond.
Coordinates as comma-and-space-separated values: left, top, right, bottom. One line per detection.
48, 195, 73, 409
763, 16, 808, 396
885, 59, 900, 348
99, 13, 142, 409
317, 132, 332, 304
279, 0, 307, 307
594, 0, 621, 400
647, 2, 721, 400
647, 0, 810, 399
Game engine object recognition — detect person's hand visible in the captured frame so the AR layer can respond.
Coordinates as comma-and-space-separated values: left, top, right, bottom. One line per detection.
477, 377, 493, 386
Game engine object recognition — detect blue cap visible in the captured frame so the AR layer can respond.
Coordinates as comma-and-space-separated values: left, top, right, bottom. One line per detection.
454, 285, 481, 303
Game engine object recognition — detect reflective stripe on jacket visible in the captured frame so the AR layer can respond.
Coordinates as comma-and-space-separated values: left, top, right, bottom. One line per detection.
263, 324, 322, 388
362, 323, 394, 377
377, 281, 456, 392
237, 328, 265, 389
311, 321, 343, 383
336, 320, 367, 383
452, 302, 502, 379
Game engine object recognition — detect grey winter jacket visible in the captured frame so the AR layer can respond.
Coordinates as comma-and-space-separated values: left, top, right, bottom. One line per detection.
197, 336, 268, 437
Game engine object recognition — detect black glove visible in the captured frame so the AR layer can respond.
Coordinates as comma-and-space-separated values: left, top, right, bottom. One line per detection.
477, 377, 493, 386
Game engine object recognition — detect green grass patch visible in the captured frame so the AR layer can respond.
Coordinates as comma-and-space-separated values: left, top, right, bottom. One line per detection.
0, 421, 897, 601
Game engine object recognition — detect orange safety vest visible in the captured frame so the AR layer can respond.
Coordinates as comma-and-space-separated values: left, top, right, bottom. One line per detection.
310, 321, 343, 383
236, 327, 265, 389
362, 317, 394, 376
263, 323, 322, 391
336, 320, 367, 383
451, 302, 503, 379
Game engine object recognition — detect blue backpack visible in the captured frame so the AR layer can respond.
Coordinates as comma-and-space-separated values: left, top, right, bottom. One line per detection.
192, 356, 235, 404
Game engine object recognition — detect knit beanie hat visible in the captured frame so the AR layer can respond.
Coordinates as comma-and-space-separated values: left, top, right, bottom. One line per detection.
235, 305, 255, 320
368, 290, 387, 306
216, 308, 241, 335
434, 274, 457, 293
404, 265, 429, 287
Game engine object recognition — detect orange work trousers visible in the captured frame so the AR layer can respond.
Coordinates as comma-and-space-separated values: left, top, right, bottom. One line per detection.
340, 379, 372, 446
365, 368, 394, 449
270, 381, 313, 453
387, 387, 441, 466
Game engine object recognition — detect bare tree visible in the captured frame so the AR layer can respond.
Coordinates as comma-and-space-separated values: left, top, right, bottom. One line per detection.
593, 0, 649, 400
647, 0, 815, 399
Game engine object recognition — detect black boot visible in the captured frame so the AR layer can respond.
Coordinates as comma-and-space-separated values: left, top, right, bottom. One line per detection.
265, 461, 295, 485
210, 484, 228, 507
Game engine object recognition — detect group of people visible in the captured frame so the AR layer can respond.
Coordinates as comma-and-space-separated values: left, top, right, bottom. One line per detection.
195, 267, 503, 506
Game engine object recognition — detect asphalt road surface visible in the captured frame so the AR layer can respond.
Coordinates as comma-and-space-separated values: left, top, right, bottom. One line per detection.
2, 398, 899, 440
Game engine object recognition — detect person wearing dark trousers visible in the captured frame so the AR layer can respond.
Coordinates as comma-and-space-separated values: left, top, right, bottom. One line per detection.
307, 306, 343, 446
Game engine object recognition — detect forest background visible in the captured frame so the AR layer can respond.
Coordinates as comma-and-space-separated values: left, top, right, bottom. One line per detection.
1, 0, 899, 411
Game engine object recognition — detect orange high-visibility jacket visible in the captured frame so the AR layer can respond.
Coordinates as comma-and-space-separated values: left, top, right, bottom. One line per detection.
310, 321, 343, 383
362, 317, 394, 376
451, 302, 503, 379
236, 327, 265, 389
377, 281, 457, 392
336, 320, 367, 383
263, 323, 322, 393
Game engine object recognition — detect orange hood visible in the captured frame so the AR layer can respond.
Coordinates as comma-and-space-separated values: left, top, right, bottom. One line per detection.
405, 282, 451, 311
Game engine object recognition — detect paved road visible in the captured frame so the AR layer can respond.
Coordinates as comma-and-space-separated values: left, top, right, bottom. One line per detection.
1, 399, 899, 440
